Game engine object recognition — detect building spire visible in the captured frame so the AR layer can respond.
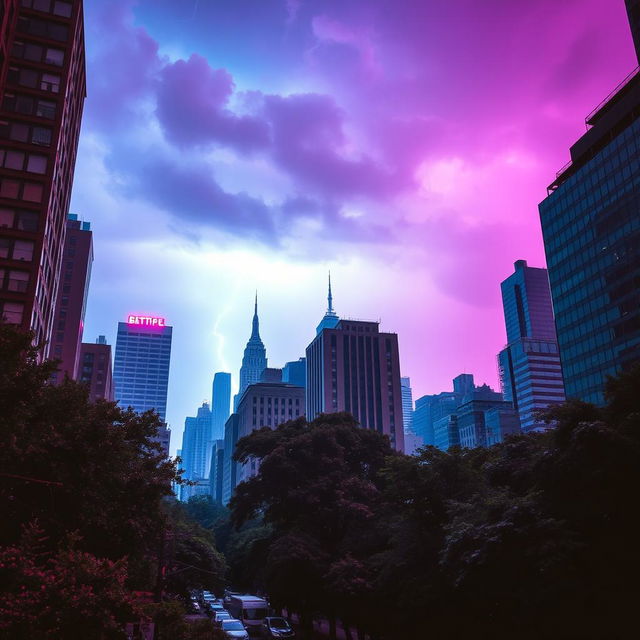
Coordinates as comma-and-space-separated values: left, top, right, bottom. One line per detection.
327, 271, 334, 313
251, 292, 260, 340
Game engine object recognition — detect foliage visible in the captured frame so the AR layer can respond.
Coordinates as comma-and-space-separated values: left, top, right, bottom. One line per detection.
230, 368, 640, 639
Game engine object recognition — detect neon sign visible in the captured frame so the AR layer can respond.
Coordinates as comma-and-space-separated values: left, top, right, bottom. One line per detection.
127, 315, 166, 327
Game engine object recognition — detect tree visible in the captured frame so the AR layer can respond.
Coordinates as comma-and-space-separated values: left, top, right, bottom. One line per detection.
230, 413, 397, 638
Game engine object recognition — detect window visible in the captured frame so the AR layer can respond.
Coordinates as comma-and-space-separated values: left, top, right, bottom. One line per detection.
53, 1, 72, 17
10, 123, 29, 142
26, 154, 46, 174
36, 100, 55, 119
18, 68, 38, 89
0, 209, 14, 227
44, 47, 63, 66
13, 240, 34, 261
1, 301, 24, 324
31, 126, 52, 146
0, 179, 20, 199
17, 210, 38, 231
22, 182, 43, 202
7, 270, 29, 292
40, 73, 60, 93
0, 150, 25, 170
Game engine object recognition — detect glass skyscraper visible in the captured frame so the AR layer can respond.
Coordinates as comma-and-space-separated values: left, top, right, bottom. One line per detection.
498, 260, 565, 431
211, 371, 231, 441
538, 7, 640, 404
113, 315, 172, 452
234, 296, 267, 410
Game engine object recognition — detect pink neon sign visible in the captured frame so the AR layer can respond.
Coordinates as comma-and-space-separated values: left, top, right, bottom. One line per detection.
127, 315, 166, 327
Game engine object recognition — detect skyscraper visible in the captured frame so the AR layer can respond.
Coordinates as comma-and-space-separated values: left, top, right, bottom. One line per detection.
498, 260, 565, 431
283, 358, 306, 388
539, 4, 640, 404
78, 335, 113, 402
306, 319, 404, 452
234, 295, 267, 410
316, 272, 340, 335
0, 0, 86, 356
50, 213, 92, 382
222, 412, 239, 505
180, 401, 213, 490
400, 376, 413, 432
211, 371, 231, 441
113, 314, 172, 453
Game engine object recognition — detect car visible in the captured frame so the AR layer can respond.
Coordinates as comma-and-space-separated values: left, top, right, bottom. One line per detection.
214, 611, 233, 625
260, 617, 295, 638
220, 618, 250, 639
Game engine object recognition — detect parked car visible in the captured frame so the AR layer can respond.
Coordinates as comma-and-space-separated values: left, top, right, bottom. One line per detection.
214, 611, 233, 625
260, 617, 295, 638
220, 619, 250, 639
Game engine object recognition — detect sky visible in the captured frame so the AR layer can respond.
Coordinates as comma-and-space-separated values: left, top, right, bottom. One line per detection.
74, 0, 635, 455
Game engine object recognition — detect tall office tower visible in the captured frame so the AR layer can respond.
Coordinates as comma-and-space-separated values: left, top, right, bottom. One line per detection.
0, 0, 85, 356
306, 319, 405, 452
498, 260, 565, 431
113, 314, 172, 454
211, 371, 231, 441
78, 335, 113, 401
413, 392, 458, 446
283, 357, 306, 388
180, 402, 213, 491
222, 413, 239, 505
235, 381, 305, 485
400, 376, 414, 432
234, 295, 267, 410
453, 374, 474, 397
50, 213, 91, 381
316, 272, 340, 334
539, 5, 640, 404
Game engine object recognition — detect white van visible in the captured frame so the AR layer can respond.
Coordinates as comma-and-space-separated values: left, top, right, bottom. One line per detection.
225, 595, 270, 635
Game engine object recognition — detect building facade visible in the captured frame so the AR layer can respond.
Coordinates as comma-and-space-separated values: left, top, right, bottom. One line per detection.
209, 439, 224, 504
180, 402, 213, 490
211, 371, 231, 441
306, 319, 404, 452
283, 357, 306, 388
50, 212, 91, 381
0, 0, 86, 356
539, 7, 640, 404
113, 314, 172, 453
234, 296, 267, 410
456, 385, 514, 449
77, 335, 113, 401
221, 413, 239, 505
235, 381, 305, 484
498, 260, 565, 431
401, 376, 413, 433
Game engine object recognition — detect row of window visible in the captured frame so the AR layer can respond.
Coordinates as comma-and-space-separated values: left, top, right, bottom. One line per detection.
0, 148, 47, 174
0, 268, 29, 292
12, 39, 64, 66
17, 15, 68, 42
8, 65, 61, 93
2, 93, 56, 119
0, 176, 44, 202
0, 119, 53, 147
21, 0, 72, 17
0, 237, 34, 261
0, 207, 38, 231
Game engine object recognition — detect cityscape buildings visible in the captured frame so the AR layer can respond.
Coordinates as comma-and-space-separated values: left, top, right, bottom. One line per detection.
282, 357, 306, 388
77, 335, 113, 402
306, 319, 405, 452
539, 3, 640, 404
113, 314, 172, 453
179, 401, 214, 500
49, 212, 91, 382
0, 0, 86, 356
211, 371, 231, 441
315, 273, 340, 335
209, 438, 224, 505
401, 376, 413, 432
234, 295, 267, 410
221, 413, 239, 505
498, 260, 565, 431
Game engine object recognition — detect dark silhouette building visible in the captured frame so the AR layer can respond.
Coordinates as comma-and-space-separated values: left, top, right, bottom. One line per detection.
539, 2, 640, 404
50, 212, 91, 381
78, 335, 113, 402
0, 0, 85, 355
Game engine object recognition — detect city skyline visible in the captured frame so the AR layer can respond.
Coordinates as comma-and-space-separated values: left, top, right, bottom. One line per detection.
67, 0, 634, 455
